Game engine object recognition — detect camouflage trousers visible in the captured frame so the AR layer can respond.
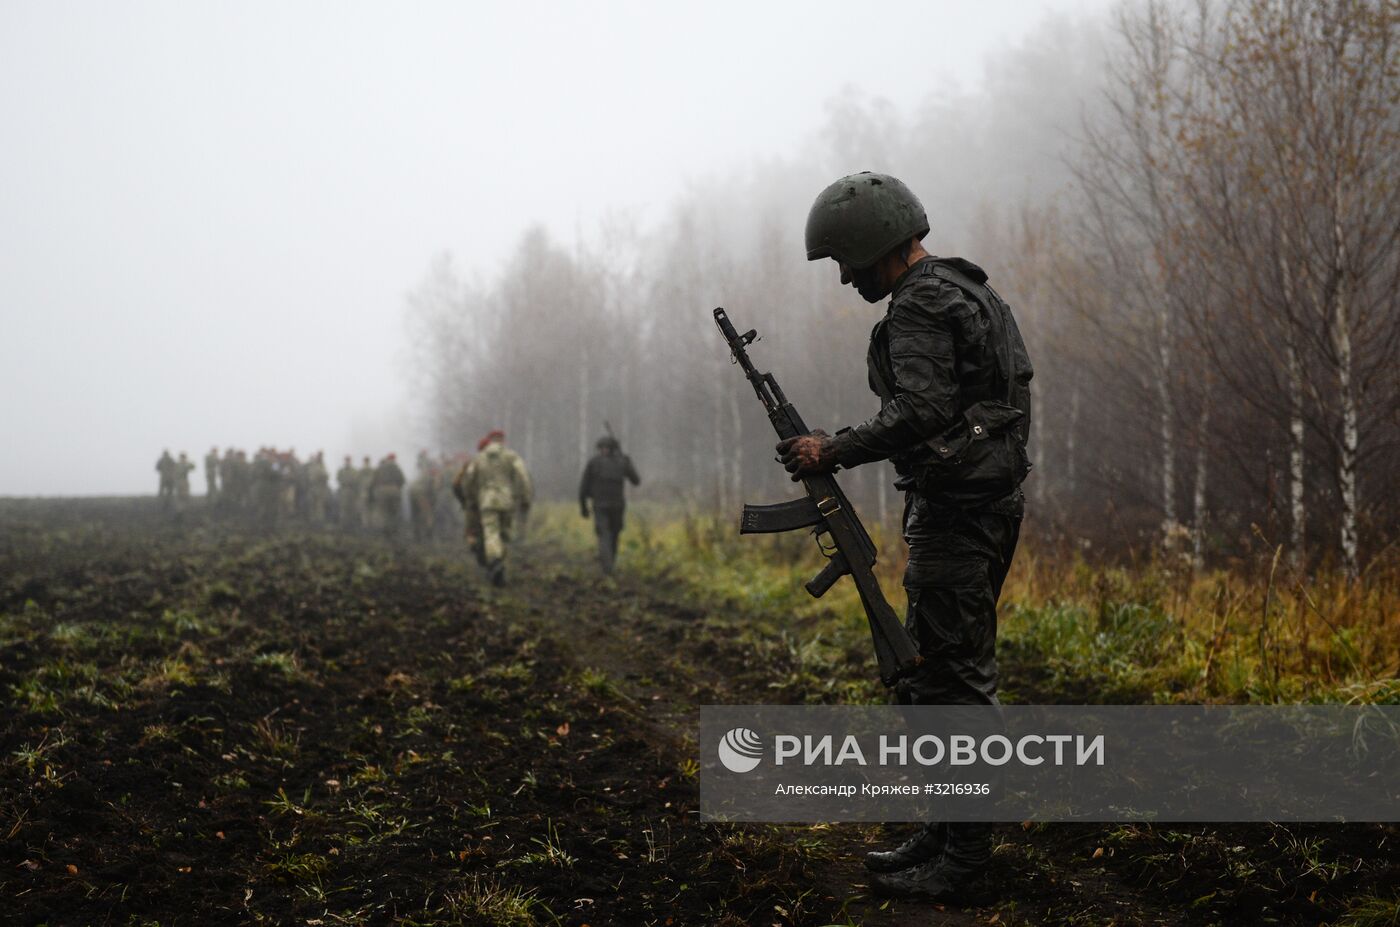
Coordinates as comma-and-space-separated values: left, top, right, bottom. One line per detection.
308, 489, 329, 523
373, 487, 401, 536
410, 489, 435, 541
468, 507, 515, 564
896, 501, 1021, 875
338, 490, 361, 529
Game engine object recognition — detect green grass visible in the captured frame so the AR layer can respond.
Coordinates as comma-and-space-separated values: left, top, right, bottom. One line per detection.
438, 877, 553, 927
1340, 894, 1400, 927
531, 502, 1400, 705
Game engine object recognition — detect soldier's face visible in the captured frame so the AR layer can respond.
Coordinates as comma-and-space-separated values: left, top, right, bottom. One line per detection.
839, 261, 890, 304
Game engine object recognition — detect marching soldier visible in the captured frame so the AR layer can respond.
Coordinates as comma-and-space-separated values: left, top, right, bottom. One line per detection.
230, 449, 251, 513
452, 430, 532, 586
252, 448, 280, 529
306, 451, 331, 523
155, 449, 177, 511
579, 433, 640, 574
204, 447, 220, 504
219, 447, 237, 512
370, 453, 406, 539
174, 452, 196, 512
337, 455, 361, 529
357, 455, 376, 529
409, 461, 439, 542
284, 449, 305, 520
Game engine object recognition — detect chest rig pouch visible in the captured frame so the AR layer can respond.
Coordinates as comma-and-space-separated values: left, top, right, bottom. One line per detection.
876, 259, 1031, 506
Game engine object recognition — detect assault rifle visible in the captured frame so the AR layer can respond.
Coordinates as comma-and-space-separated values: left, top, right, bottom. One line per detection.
713, 307, 921, 688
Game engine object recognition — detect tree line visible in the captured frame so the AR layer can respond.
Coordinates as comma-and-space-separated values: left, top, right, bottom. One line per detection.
406, 0, 1398, 575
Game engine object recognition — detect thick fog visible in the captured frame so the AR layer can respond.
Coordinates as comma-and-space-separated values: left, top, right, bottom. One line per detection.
0, 0, 1115, 497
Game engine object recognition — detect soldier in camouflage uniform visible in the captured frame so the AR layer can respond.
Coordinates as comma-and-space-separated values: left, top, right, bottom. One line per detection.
409, 457, 439, 543
156, 450, 177, 511
370, 453, 406, 539
252, 448, 280, 530
452, 430, 532, 586
779, 173, 1033, 902
336, 455, 361, 529
306, 451, 331, 523
204, 447, 220, 505
174, 452, 196, 512
230, 449, 251, 514
219, 448, 237, 512
578, 434, 640, 574
357, 455, 376, 530
284, 449, 305, 520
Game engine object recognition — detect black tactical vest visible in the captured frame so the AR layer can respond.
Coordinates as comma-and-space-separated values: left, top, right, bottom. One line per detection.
868, 257, 1033, 508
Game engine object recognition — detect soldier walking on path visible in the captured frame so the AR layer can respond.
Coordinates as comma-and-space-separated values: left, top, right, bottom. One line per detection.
306, 451, 331, 523
219, 448, 237, 512
156, 450, 176, 512
174, 452, 196, 514
409, 459, 439, 543
252, 448, 280, 530
337, 455, 361, 529
370, 453, 406, 539
204, 447, 220, 505
357, 455, 376, 531
578, 433, 640, 575
229, 449, 250, 514
779, 173, 1034, 903
452, 429, 532, 586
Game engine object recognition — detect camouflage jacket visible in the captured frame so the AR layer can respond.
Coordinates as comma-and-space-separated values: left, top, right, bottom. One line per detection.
371, 460, 406, 491
829, 256, 1033, 510
455, 443, 532, 513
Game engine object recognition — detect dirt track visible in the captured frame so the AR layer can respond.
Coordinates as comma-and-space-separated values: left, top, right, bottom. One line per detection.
2, 499, 1395, 926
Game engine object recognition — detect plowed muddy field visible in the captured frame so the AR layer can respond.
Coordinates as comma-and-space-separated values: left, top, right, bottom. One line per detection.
2, 499, 1395, 926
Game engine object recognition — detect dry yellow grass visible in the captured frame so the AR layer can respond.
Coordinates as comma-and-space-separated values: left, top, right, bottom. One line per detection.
536, 502, 1400, 704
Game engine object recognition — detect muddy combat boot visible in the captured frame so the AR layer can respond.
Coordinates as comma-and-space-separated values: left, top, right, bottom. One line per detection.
871, 823, 990, 901
864, 822, 946, 873
487, 559, 506, 587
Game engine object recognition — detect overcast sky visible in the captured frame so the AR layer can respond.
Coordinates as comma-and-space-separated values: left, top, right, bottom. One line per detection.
0, 0, 1115, 496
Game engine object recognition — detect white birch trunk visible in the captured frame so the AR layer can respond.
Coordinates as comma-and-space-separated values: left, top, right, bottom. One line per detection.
1191, 393, 1209, 568
1156, 304, 1177, 539
1331, 196, 1359, 578
1332, 287, 1355, 582
1279, 233, 1306, 570
1287, 339, 1306, 570
1335, 321, 1358, 578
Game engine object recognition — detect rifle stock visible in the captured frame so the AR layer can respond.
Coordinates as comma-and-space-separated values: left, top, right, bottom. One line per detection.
714, 307, 921, 687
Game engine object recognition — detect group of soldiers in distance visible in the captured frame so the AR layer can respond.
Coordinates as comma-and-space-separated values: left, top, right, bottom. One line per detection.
156, 445, 463, 540
154, 430, 639, 586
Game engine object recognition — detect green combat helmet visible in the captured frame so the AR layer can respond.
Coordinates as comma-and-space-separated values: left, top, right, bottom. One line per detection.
805, 172, 929, 269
